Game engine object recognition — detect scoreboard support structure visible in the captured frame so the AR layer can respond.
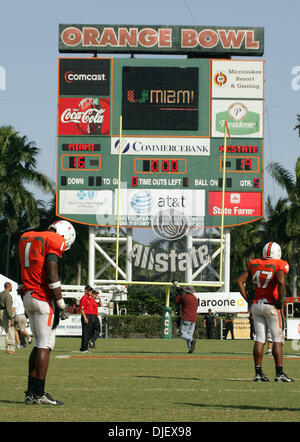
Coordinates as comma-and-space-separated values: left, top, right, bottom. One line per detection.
87, 226, 231, 290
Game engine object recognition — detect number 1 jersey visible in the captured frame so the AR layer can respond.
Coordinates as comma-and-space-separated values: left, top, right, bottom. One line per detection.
19, 231, 66, 303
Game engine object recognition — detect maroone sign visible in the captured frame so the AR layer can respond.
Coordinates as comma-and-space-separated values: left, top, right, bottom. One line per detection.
59, 24, 264, 56
196, 292, 248, 313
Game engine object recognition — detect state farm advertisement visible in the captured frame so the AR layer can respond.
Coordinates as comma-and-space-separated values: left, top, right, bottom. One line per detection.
58, 97, 110, 135
208, 191, 261, 217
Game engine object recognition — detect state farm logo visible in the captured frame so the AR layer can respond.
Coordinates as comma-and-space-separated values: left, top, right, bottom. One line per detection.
58, 97, 110, 135
64, 71, 107, 83
230, 193, 241, 204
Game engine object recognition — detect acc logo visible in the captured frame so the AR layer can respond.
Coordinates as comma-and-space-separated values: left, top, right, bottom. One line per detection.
214, 71, 227, 87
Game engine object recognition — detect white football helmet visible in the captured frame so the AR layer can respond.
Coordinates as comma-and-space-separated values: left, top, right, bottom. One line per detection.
49, 220, 76, 250
263, 242, 282, 260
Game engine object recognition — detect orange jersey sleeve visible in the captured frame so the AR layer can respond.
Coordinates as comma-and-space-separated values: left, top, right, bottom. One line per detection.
19, 231, 66, 302
248, 258, 289, 303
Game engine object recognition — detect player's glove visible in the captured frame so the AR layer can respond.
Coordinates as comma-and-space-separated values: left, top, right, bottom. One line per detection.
59, 308, 70, 320
172, 279, 180, 288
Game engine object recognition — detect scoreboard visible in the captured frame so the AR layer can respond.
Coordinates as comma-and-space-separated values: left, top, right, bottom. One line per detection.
56, 57, 264, 228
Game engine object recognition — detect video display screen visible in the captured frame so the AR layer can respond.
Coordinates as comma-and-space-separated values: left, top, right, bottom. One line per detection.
122, 66, 198, 130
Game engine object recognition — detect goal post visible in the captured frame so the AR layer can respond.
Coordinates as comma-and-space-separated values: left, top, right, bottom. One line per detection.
113, 120, 231, 291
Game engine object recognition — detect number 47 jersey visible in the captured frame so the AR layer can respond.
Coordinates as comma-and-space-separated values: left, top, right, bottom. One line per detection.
19, 231, 66, 303
248, 258, 290, 304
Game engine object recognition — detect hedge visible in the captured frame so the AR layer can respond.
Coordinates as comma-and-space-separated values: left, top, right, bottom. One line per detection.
105, 315, 222, 339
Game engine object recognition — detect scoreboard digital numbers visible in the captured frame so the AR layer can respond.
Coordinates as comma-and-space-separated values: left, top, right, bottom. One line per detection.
56, 57, 264, 228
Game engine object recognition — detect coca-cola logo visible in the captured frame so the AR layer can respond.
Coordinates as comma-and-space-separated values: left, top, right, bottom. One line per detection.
61, 107, 105, 124
58, 97, 110, 135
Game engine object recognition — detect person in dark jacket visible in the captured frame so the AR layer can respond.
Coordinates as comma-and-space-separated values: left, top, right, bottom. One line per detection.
204, 309, 216, 339
174, 282, 198, 353
224, 313, 234, 339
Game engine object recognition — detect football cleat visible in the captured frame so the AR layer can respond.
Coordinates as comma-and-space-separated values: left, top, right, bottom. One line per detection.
274, 373, 294, 383
254, 373, 269, 382
24, 391, 34, 405
33, 392, 64, 405
188, 339, 196, 353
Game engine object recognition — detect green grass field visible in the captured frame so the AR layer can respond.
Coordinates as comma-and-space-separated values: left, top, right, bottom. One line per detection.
1, 337, 300, 423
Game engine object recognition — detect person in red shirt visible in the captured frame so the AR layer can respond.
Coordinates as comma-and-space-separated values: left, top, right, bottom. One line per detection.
19, 220, 76, 405
79, 285, 95, 352
174, 283, 198, 353
88, 289, 102, 349
236, 242, 293, 383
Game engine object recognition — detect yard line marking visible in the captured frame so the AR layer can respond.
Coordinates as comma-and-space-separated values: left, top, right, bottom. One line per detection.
68, 355, 252, 360
55, 354, 300, 360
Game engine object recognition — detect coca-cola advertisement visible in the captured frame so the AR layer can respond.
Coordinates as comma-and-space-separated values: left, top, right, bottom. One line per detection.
58, 97, 110, 135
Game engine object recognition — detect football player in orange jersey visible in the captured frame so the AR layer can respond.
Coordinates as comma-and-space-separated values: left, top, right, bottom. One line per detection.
236, 242, 294, 383
19, 220, 76, 405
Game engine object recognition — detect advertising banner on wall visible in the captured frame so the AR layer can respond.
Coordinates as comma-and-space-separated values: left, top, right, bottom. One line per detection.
59, 58, 111, 95
196, 292, 248, 313
286, 318, 300, 340
58, 97, 110, 136
211, 60, 264, 99
211, 100, 263, 138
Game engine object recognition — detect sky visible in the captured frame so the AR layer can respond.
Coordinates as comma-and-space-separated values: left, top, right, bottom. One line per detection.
0, 0, 299, 210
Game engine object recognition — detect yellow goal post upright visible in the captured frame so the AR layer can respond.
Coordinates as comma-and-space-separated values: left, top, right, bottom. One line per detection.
114, 116, 230, 291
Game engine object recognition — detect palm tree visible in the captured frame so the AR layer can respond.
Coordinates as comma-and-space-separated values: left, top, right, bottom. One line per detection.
267, 158, 300, 296
0, 126, 53, 276
294, 114, 300, 137
229, 220, 263, 292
